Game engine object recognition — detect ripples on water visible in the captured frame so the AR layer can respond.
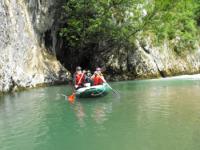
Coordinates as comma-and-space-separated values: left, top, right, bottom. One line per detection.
1, 78, 200, 150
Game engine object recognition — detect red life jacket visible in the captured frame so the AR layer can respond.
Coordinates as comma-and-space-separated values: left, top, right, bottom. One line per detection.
75, 73, 85, 86
93, 75, 103, 86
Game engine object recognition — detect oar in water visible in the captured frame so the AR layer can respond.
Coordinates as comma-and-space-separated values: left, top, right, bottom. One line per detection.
60, 93, 75, 103
100, 76, 120, 98
68, 92, 75, 103
67, 71, 85, 103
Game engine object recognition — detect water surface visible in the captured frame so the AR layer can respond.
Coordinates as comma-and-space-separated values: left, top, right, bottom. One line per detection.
0, 78, 200, 150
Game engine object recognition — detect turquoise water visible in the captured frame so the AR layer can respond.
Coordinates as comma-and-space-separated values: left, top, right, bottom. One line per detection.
1, 79, 200, 150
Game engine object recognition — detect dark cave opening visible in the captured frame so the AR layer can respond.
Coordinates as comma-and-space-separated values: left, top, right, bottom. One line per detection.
44, 29, 101, 74
56, 47, 95, 73
44, 30, 52, 52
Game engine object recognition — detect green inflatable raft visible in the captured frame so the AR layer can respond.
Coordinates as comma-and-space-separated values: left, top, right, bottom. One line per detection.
75, 83, 110, 98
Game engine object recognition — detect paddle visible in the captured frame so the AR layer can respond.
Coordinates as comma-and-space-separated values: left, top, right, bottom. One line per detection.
68, 92, 75, 103
65, 80, 75, 104
99, 75, 120, 98
67, 71, 85, 103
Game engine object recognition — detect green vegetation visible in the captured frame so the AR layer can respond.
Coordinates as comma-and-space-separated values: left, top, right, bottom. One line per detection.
59, 0, 200, 55
147, 0, 200, 54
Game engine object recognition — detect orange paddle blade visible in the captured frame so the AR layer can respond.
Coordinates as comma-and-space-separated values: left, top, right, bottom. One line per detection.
68, 93, 75, 103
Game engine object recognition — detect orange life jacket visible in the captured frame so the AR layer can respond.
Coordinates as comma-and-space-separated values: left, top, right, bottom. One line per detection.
93, 75, 103, 86
75, 73, 85, 86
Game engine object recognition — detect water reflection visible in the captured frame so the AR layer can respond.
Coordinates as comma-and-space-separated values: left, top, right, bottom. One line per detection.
74, 102, 87, 128
91, 103, 112, 124
73, 100, 113, 128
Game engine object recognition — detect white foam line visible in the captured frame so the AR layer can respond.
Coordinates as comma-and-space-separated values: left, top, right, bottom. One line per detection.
149, 74, 200, 81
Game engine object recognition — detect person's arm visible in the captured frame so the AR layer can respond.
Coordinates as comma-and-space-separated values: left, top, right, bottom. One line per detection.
91, 74, 95, 79
101, 76, 105, 82
99, 75, 105, 84
82, 74, 86, 84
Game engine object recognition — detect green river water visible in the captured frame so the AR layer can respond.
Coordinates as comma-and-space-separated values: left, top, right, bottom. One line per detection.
1, 78, 200, 150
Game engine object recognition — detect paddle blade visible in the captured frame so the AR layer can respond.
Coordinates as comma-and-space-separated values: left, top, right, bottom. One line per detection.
68, 93, 75, 103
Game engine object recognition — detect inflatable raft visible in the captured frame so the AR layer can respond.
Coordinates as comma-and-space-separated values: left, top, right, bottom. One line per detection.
75, 83, 110, 98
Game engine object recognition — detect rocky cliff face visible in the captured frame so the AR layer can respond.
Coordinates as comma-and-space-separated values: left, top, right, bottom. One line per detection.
92, 37, 200, 81
0, 0, 69, 93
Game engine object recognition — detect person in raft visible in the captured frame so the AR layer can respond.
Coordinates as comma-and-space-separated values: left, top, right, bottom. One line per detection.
74, 66, 85, 89
91, 67, 105, 86
84, 70, 93, 87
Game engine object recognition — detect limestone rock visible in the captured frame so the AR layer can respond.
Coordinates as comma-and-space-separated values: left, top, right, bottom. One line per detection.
92, 37, 200, 81
0, 0, 70, 93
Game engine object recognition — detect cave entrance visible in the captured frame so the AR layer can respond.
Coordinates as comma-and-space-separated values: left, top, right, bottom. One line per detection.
44, 30, 97, 74
79, 57, 91, 70
56, 47, 95, 73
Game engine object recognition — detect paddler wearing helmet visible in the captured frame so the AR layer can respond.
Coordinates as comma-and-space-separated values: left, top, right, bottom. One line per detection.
91, 67, 105, 86
74, 66, 86, 89
84, 70, 93, 87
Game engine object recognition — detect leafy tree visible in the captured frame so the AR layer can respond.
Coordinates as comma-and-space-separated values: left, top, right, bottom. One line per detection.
59, 0, 200, 56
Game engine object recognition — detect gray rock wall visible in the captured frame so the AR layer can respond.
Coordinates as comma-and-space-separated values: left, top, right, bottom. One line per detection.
0, 0, 69, 93
93, 38, 200, 81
